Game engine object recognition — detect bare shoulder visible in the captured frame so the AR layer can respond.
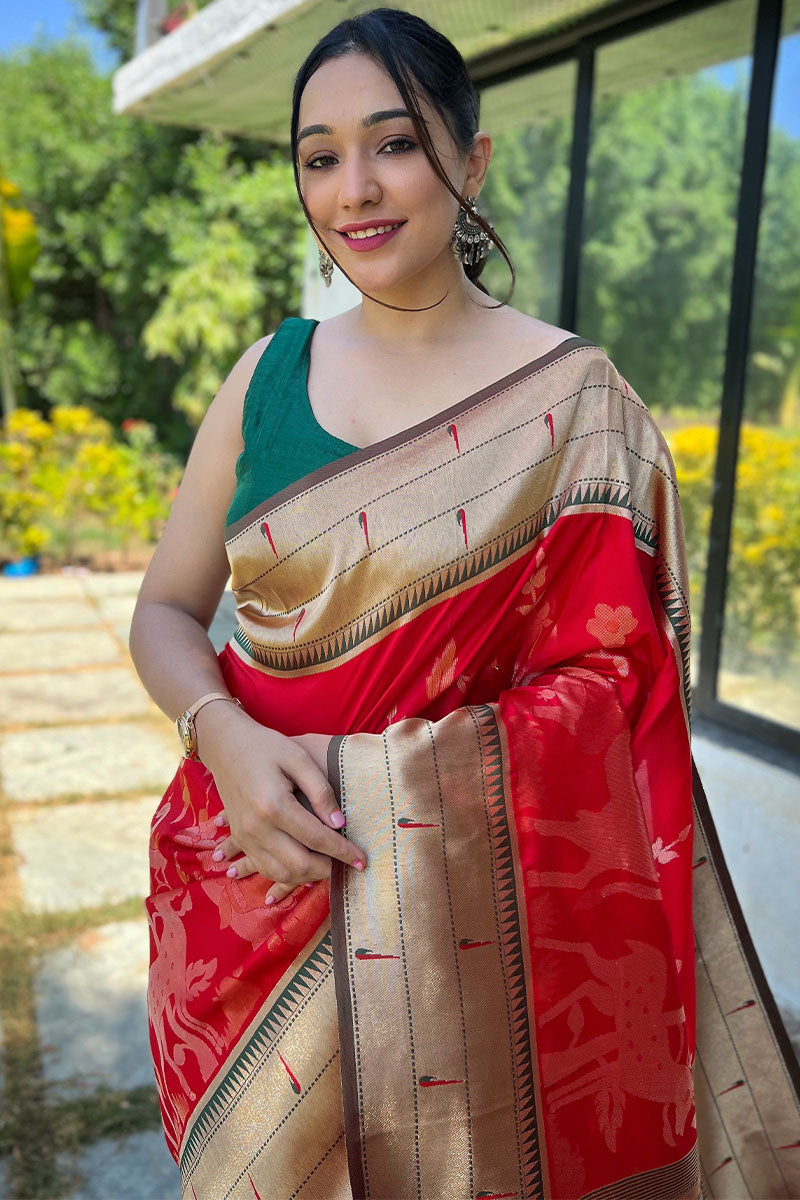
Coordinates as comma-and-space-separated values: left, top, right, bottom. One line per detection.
490, 305, 578, 352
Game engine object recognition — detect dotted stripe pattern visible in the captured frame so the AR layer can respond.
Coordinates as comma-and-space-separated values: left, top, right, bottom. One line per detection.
426, 722, 475, 1197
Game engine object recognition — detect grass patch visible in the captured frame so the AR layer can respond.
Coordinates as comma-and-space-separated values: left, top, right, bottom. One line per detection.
0, 785, 157, 1197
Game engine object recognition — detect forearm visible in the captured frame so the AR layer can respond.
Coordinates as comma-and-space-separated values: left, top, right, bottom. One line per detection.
129, 599, 230, 723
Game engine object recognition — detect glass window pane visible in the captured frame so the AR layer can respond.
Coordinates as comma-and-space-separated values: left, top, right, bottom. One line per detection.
719, 9, 800, 730
479, 62, 576, 322
576, 0, 757, 685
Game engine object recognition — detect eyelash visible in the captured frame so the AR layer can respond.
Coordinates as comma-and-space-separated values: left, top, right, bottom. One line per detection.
304, 137, 417, 170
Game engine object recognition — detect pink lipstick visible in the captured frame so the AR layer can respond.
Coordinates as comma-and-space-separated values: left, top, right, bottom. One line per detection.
336, 221, 405, 252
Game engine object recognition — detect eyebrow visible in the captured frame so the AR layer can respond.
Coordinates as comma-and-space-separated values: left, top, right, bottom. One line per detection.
297, 108, 411, 144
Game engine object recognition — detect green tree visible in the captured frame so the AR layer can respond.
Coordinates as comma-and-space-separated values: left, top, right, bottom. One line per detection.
79, 0, 135, 58
481, 73, 800, 423
141, 135, 305, 426
0, 41, 304, 448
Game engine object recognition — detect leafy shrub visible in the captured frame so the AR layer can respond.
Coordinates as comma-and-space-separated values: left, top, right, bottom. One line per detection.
0, 405, 182, 562
667, 423, 800, 664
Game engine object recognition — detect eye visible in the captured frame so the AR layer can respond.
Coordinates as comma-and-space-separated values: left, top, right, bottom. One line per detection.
304, 153, 338, 170
380, 137, 416, 156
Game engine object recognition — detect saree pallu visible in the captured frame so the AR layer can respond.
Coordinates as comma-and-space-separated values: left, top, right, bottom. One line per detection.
148, 338, 800, 1199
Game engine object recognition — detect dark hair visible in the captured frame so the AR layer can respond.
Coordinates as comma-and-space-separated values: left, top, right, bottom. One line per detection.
290, 7, 514, 310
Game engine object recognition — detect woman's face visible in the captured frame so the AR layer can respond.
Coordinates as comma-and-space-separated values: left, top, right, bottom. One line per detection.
296, 53, 485, 301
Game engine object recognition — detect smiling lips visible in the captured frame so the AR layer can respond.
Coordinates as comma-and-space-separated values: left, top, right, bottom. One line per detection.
336, 221, 405, 251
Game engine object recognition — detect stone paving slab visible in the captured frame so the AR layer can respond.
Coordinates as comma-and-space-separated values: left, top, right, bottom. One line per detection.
79, 572, 146, 598
0, 599, 100, 632
94, 594, 138, 627
0, 630, 122, 673
11, 796, 157, 913
35, 919, 153, 1097
1, 722, 178, 802
61, 1130, 179, 1199
0, 667, 155, 727
0, 574, 86, 600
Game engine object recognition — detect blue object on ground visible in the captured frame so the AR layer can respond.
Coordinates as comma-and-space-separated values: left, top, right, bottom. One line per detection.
1, 556, 40, 576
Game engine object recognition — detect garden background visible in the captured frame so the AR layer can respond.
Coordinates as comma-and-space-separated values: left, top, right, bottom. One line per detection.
1, 1, 799, 1196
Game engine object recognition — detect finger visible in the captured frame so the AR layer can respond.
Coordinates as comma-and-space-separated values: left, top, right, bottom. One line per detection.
225, 857, 258, 880
211, 836, 240, 864
265, 882, 298, 906
255, 825, 337, 884
286, 749, 345, 831
214, 810, 229, 828
266, 879, 319, 907
220, 825, 331, 887
275, 791, 367, 871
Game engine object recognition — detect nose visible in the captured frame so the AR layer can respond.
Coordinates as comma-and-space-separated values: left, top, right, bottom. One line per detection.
337, 149, 381, 211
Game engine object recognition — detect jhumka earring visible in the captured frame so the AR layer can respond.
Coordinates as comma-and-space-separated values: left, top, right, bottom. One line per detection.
318, 248, 334, 287
451, 195, 493, 267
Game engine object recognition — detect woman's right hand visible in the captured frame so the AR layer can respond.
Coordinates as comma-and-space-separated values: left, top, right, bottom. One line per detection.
196, 702, 367, 895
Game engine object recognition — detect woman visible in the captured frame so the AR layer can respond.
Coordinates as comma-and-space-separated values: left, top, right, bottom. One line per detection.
130, 10, 800, 1199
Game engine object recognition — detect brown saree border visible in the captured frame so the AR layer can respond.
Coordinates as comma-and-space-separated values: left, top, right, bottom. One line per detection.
224, 335, 596, 541
691, 759, 800, 1098
328, 734, 367, 1200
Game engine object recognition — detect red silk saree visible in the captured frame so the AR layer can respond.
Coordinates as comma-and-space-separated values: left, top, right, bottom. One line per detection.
148, 337, 800, 1199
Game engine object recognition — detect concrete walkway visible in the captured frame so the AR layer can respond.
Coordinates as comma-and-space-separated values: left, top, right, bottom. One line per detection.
0, 570, 797, 1199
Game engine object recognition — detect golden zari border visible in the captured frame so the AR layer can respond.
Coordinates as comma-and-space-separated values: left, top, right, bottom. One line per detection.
178, 921, 349, 1200
329, 706, 545, 1200
224, 346, 689, 686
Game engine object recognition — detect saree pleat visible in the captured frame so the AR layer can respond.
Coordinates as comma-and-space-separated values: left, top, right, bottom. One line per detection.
147, 337, 800, 1199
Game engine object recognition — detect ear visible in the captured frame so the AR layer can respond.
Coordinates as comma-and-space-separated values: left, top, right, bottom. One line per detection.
465, 131, 492, 194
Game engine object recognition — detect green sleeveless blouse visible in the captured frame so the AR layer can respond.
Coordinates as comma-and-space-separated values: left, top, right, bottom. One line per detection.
225, 318, 358, 528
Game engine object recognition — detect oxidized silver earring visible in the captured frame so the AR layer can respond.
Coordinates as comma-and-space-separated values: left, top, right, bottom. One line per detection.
318, 248, 334, 287
451, 196, 492, 267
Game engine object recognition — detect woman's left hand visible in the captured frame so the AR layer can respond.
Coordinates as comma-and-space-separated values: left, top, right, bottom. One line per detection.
212, 733, 337, 904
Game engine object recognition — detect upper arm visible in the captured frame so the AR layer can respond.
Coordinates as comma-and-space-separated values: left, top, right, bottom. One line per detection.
134, 334, 273, 629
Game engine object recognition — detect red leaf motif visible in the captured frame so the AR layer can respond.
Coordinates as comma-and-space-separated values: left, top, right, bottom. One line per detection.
292, 607, 306, 642
567, 1002, 584, 1041
595, 1084, 625, 1152
426, 639, 458, 700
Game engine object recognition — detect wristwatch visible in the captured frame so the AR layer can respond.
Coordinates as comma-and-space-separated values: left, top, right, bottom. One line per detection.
176, 692, 242, 760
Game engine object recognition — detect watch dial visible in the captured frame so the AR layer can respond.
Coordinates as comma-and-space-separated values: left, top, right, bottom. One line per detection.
177, 715, 192, 754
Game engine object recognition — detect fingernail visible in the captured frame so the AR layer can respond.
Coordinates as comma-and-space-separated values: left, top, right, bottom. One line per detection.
265, 895, 276, 906
226, 865, 238, 878
330, 811, 346, 829
353, 859, 365, 871
212, 849, 224, 862
214, 814, 226, 827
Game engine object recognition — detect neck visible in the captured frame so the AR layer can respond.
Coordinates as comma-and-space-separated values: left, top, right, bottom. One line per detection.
352, 253, 490, 351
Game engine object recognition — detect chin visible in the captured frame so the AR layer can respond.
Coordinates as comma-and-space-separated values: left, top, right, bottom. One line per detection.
345, 258, 449, 302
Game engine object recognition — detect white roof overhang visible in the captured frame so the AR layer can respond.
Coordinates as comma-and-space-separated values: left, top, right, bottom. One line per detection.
112, 0, 673, 141
112, 0, 787, 141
